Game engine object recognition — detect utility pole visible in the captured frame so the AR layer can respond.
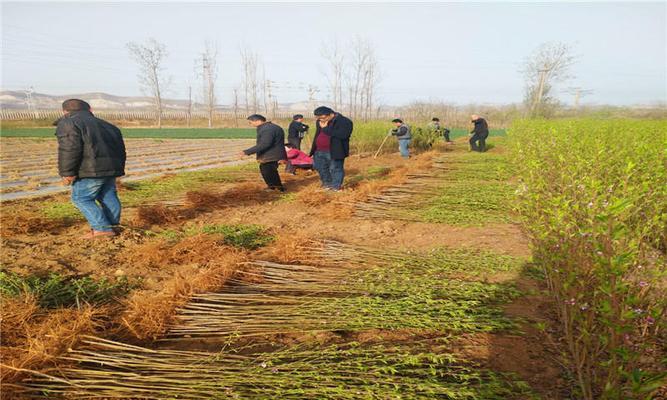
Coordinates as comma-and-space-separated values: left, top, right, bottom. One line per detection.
531, 68, 549, 115
307, 85, 319, 112
566, 87, 594, 113
233, 88, 240, 127
266, 80, 274, 119
25, 87, 39, 119
186, 85, 192, 128
202, 53, 215, 128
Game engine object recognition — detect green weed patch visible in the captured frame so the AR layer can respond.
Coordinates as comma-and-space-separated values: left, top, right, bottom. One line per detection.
202, 224, 274, 250
0, 271, 136, 308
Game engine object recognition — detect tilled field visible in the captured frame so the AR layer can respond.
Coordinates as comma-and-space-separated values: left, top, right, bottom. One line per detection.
0, 138, 254, 201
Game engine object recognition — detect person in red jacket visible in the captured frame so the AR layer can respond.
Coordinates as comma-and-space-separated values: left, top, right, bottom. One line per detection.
283, 143, 313, 175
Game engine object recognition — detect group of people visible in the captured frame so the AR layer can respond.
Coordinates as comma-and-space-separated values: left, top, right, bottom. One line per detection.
240, 106, 354, 193
387, 114, 489, 158
54, 98, 489, 239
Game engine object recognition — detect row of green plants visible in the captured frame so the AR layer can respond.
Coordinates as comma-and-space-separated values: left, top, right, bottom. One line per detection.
509, 119, 666, 399
0, 270, 135, 308
409, 150, 514, 225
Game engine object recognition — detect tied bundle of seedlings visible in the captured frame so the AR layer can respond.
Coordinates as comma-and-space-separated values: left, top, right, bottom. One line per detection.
226, 260, 352, 293
297, 239, 524, 278
20, 336, 533, 399
166, 292, 515, 339
165, 253, 518, 340
353, 156, 450, 220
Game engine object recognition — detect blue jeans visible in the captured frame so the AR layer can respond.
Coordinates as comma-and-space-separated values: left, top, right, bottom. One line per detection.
313, 151, 345, 190
398, 139, 411, 158
71, 177, 121, 232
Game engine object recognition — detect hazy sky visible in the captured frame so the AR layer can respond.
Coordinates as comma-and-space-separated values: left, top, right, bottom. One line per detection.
1, 1, 666, 106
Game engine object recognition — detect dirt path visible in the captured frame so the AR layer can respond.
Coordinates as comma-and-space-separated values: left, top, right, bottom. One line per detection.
2, 138, 565, 399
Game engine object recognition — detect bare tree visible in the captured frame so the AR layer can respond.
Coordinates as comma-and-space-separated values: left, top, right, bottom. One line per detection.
322, 41, 345, 110
240, 48, 260, 113
197, 42, 219, 128
344, 37, 380, 121
127, 38, 170, 128
361, 52, 380, 120
522, 42, 576, 117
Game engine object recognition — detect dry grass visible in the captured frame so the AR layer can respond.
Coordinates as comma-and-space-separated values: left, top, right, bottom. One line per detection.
293, 151, 435, 220
0, 296, 102, 397
133, 204, 181, 226
259, 233, 319, 264
118, 235, 248, 340
186, 183, 278, 209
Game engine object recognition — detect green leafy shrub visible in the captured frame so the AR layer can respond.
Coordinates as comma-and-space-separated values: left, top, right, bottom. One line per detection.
509, 119, 667, 399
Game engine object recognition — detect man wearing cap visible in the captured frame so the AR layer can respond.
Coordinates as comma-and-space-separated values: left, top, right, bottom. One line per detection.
390, 118, 411, 158
310, 106, 353, 191
240, 114, 288, 192
287, 114, 309, 150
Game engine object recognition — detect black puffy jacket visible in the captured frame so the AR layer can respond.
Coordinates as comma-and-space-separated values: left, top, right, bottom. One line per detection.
309, 113, 353, 160
471, 118, 489, 139
55, 111, 126, 178
243, 122, 288, 163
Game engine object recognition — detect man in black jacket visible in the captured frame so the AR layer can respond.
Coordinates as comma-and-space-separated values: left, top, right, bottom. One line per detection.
469, 114, 489, 152
241, 114, 288, 192
56, 99, 126, 239
287, 114, 309, 150
309, 106, 353, 191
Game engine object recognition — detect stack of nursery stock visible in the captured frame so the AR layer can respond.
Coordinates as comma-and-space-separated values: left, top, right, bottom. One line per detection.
509, 119, 666, 399
163, 243, 521, 340
19, 336, 530, 399
15, 242, 533, 399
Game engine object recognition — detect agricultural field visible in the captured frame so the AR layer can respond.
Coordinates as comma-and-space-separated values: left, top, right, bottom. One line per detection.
0, 137, 254, 200
0, 120, 664, 400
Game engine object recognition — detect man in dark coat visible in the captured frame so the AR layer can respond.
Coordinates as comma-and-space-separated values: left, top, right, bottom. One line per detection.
469, 114, 489, 152
309, 106, 353, 191
287, 114, 309, 150
241, 114, 288, 192
55, 99, 126, 239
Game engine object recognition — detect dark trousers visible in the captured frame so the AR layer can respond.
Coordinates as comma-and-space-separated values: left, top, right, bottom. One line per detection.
469, 133, 487, 152
259, 161, 284, 190
443, 130, 452, 142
